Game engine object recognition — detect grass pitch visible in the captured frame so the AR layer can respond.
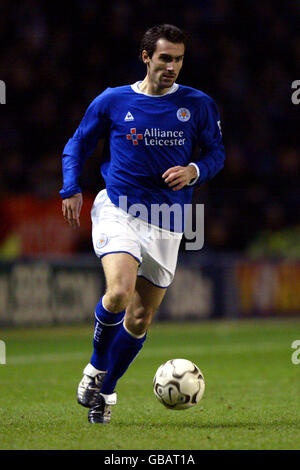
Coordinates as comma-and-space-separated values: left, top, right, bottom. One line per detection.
0, 319, 300, 450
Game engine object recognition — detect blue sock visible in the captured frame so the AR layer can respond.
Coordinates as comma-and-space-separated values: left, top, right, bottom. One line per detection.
90, 297, 125, 371
100, 324, 147, 395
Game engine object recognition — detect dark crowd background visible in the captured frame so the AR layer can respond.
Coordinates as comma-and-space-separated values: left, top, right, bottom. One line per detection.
0, 0, 299, 255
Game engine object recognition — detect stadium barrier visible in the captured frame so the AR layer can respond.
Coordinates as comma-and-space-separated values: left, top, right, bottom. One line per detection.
0, 254, 299, 326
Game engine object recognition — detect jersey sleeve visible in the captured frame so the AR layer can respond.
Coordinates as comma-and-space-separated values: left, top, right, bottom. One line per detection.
59, 90, 111, 199
191, 96, 225, 185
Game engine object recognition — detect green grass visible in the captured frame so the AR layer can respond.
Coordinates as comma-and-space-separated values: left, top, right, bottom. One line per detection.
0, 319, 300, 450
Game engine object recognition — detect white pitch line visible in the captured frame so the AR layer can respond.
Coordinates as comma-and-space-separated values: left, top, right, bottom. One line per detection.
6, 351, 88, 365
4, 341, 287, 365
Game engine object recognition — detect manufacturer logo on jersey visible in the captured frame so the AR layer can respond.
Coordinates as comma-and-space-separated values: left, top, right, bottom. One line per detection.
124, 111, 134, 121
176, 108, 191, 122
96, 234, 108, 249
126, 128, 143, 145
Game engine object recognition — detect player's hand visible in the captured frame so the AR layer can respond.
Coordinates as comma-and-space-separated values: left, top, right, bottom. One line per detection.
62, 193, 83, 229
162, 165, 197, 191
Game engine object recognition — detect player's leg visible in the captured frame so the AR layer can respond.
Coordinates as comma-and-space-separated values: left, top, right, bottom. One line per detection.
96, 227, 181, 402
90, 252, 139, 369
77, 253, 138, 408
88, 276, 166, 423
124, 276, 167, 336
99, 276, 166, 394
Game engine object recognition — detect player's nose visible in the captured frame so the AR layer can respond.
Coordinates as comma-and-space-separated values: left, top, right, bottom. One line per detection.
166, 60, 175, 71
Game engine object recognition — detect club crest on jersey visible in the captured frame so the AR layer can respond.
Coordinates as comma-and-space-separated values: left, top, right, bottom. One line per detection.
124, 111, 134, 121
96, 234, 108, 249
177, 108, 191, 122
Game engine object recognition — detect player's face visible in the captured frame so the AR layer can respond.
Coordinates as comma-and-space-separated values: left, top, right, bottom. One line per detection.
144, 39, 185, 90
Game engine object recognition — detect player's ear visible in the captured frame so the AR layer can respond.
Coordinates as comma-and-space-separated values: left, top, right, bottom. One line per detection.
141, 50, 150, 65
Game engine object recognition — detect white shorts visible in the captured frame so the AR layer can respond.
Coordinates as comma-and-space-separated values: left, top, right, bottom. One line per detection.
91, 190, 182, 288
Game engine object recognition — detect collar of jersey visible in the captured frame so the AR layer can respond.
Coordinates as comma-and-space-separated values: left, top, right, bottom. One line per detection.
131, 81, 179, 97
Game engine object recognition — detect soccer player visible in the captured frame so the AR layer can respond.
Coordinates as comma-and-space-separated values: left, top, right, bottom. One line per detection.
60, 24, 225, 423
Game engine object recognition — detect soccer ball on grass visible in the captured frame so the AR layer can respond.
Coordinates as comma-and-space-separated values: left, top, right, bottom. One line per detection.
153, 358, 205, 410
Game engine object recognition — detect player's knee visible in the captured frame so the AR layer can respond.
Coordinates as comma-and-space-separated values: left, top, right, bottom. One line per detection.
105, 286, 133, 313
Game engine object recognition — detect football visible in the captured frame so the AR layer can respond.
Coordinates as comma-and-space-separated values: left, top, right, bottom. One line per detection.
153, 358, 205, 410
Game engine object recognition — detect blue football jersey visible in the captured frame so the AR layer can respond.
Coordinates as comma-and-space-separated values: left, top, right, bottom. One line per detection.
60, 82, 225, 231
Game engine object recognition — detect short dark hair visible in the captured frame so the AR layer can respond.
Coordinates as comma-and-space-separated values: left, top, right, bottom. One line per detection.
139, 24, 186, 60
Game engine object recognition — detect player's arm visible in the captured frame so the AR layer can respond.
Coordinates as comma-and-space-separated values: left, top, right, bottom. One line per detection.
59, 92, 110, 228
190, 96, 225, 185
162, 97, 225, 191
